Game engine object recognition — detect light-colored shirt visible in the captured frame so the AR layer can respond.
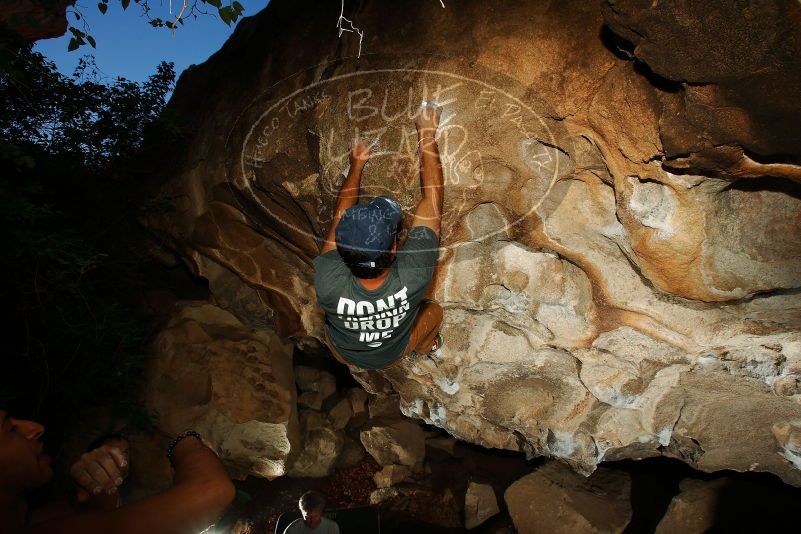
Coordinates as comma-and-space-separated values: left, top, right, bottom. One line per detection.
283, 516, 340, 534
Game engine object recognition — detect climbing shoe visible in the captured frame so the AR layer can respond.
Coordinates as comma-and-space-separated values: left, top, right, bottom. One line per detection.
430, 332, 444, 357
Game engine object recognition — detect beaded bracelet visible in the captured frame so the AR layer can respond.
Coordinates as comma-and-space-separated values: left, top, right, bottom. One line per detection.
166, 430, 203, 468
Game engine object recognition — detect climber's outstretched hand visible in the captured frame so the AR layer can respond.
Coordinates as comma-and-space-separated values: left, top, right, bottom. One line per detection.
350, 137, 373, 167
415, 102, 441, 135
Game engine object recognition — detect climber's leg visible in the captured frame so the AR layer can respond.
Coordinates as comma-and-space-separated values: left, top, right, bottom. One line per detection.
383, 301, 444, 369
406, 300, 444, 355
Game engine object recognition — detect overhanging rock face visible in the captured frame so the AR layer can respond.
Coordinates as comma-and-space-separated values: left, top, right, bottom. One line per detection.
146, 0, 801, 484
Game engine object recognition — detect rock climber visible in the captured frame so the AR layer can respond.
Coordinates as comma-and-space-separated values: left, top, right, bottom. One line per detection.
0, 409, 235, 533
314, 102, 445, 370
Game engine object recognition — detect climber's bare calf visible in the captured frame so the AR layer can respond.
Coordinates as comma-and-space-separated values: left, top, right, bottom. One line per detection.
313, 103, 445, 370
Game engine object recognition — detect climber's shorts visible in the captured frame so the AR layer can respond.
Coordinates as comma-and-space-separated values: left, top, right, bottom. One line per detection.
325, 300, 444, 370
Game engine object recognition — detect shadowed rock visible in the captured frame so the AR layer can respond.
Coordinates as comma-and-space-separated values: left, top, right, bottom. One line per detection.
146, 302, 298, 479
505, 462, 632, 534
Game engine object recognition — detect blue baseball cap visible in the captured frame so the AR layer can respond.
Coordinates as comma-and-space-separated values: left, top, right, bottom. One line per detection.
335, 197, 403, 263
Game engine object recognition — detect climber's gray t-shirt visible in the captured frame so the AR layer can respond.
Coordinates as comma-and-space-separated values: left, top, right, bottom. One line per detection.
313, 226, 439, 369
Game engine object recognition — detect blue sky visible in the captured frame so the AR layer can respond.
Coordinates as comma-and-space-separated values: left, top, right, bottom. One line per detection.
34, 0, 269, 85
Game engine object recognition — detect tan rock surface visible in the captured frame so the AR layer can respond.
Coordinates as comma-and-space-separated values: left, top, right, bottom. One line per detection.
373, 464, 412, 489
146, 0, 801, 484
504, 462, 632, 534
294, 366, 337, 399
654, 478, 726, 534
287, 409, 344, 477
296, 391, 323, 411
369, 487, 400, 505
464, 481, 500, 530
335, 435, 366, 470
146, 301, 298, 479
327, 397, 353, 430
346, 387, 369, 416
427, 436, 457, 456
360, 421, 426, 469
367, 394, 402, 419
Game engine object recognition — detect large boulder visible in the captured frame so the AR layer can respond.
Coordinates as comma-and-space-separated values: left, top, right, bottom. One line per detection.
346, 387, 369, 416
373, 464, 412, 488
654, 478, 726, 534
287, 409, 345, 477
146, 0, 801, 484
368, 393, 403, 419
504, 462, 632, 534
294, 365, 337, 398
360, 421, 426, 469
464, 481, 500, 530
146, 302, 298, 479
327, 397, 353, 430
655, 474, 801, 533
294, 365, 337, 410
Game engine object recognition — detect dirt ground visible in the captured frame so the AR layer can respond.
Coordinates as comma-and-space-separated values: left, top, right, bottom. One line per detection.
216, 434, 527, 534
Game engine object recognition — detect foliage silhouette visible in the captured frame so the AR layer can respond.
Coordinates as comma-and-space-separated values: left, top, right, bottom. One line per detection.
68, 0, 247, 51
0, 46, 182, 447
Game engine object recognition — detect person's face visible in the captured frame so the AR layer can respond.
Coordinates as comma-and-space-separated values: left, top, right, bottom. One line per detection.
301, 506, 323, 527
0, 411, 52, 493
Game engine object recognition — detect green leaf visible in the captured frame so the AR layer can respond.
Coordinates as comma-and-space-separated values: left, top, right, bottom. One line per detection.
86, 35, 96, 48
121, 0, 131, 9
68, 37, 80, 51
233, 1, 244, 13
98, 2, 107, 14
218, 6, 232, 25
165, 20, 175, 29
206, 0, 222, 7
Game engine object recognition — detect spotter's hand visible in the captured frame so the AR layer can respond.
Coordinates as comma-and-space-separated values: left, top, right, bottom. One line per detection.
415, 102, 442, 134
350, 138, 373, 166
70, 444, 129, 501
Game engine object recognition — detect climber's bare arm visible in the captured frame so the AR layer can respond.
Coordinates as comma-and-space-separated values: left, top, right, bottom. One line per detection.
412, 104, 444, 237
25, 437, 235, 534
320, 139, 371, 255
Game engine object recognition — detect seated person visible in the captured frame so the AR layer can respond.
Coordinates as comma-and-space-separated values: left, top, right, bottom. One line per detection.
283, 491, 339, 534
314, 103, 445, 370
0, 409, 235, 534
